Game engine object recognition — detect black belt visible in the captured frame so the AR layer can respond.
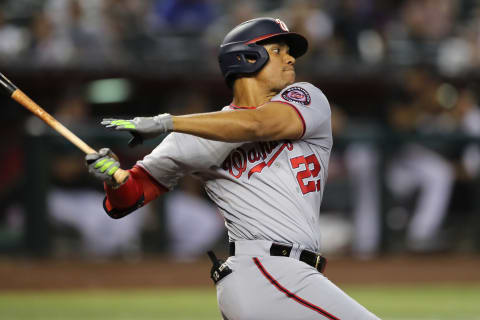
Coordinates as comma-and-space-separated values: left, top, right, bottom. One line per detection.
229, 242, 327, 274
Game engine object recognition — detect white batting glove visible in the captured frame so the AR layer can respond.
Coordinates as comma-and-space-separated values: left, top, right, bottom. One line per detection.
101, 114, 173, 147
85, 148, 121, 187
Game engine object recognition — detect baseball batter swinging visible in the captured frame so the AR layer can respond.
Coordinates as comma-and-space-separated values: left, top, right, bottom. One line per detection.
86, 18, 379, 319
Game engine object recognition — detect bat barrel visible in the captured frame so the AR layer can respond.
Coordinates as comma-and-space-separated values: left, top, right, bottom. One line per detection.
0, 72, 18, 96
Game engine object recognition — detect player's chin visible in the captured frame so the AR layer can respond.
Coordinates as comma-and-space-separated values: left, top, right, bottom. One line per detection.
283, 70, 295, 83
284, 74, 295, 86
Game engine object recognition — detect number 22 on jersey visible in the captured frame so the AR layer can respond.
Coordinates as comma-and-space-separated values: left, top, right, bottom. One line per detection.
290, 154, 321, 195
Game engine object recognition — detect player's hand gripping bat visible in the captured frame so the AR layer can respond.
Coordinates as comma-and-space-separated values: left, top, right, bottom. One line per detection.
0, 72, 130, 185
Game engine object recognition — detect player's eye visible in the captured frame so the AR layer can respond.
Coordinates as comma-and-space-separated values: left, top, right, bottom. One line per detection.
272, 48, 280, 54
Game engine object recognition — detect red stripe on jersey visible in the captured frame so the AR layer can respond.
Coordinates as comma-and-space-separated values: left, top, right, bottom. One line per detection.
253, 258, 339, 320
230, 103, 258, 109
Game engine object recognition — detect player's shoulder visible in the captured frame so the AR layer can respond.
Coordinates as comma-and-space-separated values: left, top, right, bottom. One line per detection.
286, 81, 322, 93
276, 82, 329, 109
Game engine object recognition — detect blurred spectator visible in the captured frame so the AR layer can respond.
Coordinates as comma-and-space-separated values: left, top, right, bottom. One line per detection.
44, 0, 108, 67
319, 105, 356, 255
386, 67, 456, 252
344, 143, 382, 258
451, 87, 480, 249
328, 104, 382, 258
454, 88, 480, 178
267, 0, 334, 58
466, 7, 480, 70
401, 0, 457, 41
332, 0, 378, 58
0, 9, 29, 63
153, 0, 218, 32
437, 3, 480, 75
53, 86, 92, 123
205, 1, 259, 49
28, 11, 73, 66
386, 0, 458, 65
48, 174, 149, 259
101, 0, 156, 65
0, 122, 25, 251
290, 0, 334, 47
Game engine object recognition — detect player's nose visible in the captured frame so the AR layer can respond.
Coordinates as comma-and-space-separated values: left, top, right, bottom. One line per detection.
285, 53, 295, 65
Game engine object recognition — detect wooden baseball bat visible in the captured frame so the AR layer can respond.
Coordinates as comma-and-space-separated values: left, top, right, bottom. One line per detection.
0, 72, 129, 185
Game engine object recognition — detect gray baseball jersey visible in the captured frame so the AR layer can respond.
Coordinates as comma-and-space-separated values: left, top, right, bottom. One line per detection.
137, 82, 379, 319
138, 82, 332, 252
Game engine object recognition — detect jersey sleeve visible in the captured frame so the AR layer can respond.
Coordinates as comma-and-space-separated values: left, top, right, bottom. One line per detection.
137, 132, 242, 190
270, 82, 332, 146
103, 166, 168, 219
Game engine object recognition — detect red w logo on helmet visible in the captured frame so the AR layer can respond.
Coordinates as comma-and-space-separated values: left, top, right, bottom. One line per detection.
275, 19, 289, 32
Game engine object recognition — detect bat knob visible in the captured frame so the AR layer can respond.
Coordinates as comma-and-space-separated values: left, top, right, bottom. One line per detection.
0, 72, 18, 96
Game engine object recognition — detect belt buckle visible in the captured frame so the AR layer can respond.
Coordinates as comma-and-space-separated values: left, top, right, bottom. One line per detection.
314, 254, 327, 273
314, 255, 321, 270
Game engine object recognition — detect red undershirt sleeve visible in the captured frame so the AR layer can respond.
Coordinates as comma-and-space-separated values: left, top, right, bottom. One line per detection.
103, 165, 168, 219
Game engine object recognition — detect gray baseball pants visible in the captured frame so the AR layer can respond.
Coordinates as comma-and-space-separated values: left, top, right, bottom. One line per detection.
216, 240, 380, 320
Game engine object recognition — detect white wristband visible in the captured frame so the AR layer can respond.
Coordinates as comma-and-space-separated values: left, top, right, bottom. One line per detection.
153, 113, 174, 132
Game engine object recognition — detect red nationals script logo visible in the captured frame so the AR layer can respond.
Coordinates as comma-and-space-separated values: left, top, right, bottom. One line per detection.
222, 141, 293, 179
281, 87, 311, 106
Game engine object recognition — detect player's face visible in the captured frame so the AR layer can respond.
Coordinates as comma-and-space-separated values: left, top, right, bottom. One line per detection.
256, 42, 296, 92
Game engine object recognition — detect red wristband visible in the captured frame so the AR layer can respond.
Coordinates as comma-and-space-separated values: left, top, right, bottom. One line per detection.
104, 174, 142, 209
104, 166, 168, 210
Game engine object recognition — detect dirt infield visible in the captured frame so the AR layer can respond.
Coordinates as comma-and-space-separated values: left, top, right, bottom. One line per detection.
0, 254, 479, 290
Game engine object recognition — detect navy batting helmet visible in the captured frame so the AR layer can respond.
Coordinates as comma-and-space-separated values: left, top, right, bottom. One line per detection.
218, 17, 308, 88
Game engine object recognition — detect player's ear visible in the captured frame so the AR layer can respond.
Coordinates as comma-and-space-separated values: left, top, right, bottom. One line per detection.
236, 53, 257, 64
245, 54, 257, 64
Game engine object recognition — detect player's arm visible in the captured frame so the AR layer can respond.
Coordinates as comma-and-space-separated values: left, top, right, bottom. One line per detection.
101, 102, 304, 145
103, 165, 167, 219
86, 149, 167, 219
173, 102, 304, 141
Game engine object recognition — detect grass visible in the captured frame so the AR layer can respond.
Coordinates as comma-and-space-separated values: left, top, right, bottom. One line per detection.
0, 289, 217, 320
0, 284, 479, 320
348, 284, 480, 319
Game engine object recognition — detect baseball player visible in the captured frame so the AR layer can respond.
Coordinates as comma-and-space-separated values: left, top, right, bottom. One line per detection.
86, 18, 379, 319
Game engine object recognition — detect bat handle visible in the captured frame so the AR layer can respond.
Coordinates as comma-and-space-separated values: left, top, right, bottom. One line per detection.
85, 150, 130, 185
113, 168, 130, 185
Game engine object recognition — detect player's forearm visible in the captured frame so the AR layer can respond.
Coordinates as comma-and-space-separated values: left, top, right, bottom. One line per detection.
172, 108, 297, 142
172, 110, 267, 142
104, 166, 168, 218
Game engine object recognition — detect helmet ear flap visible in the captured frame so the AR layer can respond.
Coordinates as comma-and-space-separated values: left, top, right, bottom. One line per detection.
218, 43, 269, 88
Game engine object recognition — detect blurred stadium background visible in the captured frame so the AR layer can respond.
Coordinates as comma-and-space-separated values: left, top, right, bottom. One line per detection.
0, 0, 480, 319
